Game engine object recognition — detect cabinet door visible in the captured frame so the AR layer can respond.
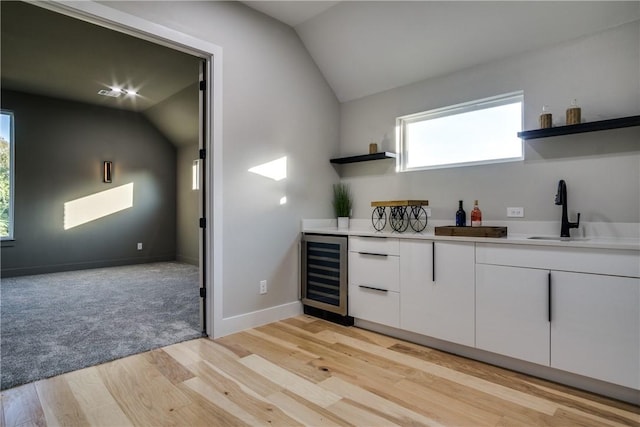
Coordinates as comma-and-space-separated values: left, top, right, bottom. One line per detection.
400, 240, 475, 346
348, 285, 400, 328
551, 271, 640, 389
476, 264, 550, 365
349, 252, 400, 292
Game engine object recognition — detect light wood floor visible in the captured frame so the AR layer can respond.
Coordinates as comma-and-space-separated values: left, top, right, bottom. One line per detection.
2, 316, 639, 426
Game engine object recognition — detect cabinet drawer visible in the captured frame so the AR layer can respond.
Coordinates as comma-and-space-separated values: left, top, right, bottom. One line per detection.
349, 236, 399, 256
476, 243, 640, 278
349, 251, 400, 292
348, 284, 399, 328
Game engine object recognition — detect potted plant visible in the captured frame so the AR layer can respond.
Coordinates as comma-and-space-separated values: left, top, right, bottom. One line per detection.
332, 183, 353, 230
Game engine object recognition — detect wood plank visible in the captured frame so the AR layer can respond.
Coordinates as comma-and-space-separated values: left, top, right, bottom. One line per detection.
142, 348, 196, 384
219, 331, 331, 383
393, 378, 502, 426
1, 383, 46, 427
558, 407, 639, 427
240, 354, 341, 408
266, 390, 351, 427
173, 384, 251, 427
245, 327, 320, 359
263, 320, 401, 352
405, 368, 556, 426
182, 340, 284, 398
186, 361, 301, 426
281, 317, 335, 334
319, 375, 444, 427
525, 381, 640, 424
256, 323, 413, 382
161, 340, 203, 366
434, 225, 507, 237
97, 353, 192, 426
549, 407, 635, 427
183, 377, 273, 426
65, 367, 133, 427
182, 337, 241, 362
327, 399, 403, 427
35, 376, 91, 427
214, 337, 254, 358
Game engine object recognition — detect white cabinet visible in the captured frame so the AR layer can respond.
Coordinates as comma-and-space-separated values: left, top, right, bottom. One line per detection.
348, 236, 400, 327
476, 264, 550, 365
551, 271, 640, 390
476, 243, 640, 390
400, 240, 475, 347
346, 235, 639, 391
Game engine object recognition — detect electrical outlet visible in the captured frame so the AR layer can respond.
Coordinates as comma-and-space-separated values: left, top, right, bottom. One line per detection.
137, 242, 143, 250
424, 207, 432, 217
507, 207, 524, 218
259, 280, 267, 295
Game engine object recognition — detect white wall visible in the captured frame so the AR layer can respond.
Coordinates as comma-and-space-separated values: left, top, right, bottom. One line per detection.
104, 2, 340, 319
339, 21, 640, 225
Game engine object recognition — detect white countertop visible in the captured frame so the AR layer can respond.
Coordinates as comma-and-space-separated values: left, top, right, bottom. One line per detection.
302, 219, 640, 251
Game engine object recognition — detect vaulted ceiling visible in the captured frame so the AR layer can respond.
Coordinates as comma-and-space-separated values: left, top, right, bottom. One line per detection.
243, 1, 640, 102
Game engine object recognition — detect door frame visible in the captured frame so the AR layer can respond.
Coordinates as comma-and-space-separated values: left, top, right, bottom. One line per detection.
37, 0, 223, 337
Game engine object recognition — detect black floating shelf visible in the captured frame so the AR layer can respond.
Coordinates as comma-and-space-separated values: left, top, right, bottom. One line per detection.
518, 115, 640, 140
330, 152, 397, 164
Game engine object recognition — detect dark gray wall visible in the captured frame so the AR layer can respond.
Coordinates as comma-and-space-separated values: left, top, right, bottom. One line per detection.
1, 90, 177, 277
176, 143, 199, 265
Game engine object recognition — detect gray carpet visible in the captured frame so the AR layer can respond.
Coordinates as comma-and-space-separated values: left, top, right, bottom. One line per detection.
1, 262, 201, 390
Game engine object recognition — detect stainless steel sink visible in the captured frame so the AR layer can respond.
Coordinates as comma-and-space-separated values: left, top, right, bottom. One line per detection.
527, 236, 589, 241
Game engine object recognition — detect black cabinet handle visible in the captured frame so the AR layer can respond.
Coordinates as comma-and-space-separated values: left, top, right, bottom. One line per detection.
548, 272, 552, 323
432, 241, 436, 282
358, 252, 388, 257
358, 285, 388, 293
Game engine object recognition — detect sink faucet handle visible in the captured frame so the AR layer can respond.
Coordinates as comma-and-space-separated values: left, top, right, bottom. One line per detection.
572, 212, 581, 229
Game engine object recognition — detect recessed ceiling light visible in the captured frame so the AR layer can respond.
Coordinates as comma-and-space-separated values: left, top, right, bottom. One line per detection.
97, 88, 139, 98
97, 89, 122, 98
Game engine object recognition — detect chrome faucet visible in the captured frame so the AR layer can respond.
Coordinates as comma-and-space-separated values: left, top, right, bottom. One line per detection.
555, 179, 580, 238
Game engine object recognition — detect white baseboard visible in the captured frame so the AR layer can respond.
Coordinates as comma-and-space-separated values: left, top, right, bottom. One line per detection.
214, 301, 302, 338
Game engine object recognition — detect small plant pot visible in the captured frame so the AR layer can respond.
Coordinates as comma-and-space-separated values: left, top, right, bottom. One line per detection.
337, 217, 350, 230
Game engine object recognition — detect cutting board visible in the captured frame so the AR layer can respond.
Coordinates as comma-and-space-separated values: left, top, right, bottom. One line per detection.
434, 226, 507, 238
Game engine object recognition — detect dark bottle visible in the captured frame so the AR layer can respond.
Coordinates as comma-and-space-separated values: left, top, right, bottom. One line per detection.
455, 200, 466, 227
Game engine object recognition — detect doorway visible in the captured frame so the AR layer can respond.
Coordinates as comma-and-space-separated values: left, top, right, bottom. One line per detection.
0, 0, 218, 388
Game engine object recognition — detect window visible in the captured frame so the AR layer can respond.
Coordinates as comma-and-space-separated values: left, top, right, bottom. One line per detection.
192, 159, 200, 190
1, 111, 14, 240
397, 91, 523, 171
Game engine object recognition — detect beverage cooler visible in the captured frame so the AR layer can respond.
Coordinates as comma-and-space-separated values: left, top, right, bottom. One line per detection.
300, 233, 353, 325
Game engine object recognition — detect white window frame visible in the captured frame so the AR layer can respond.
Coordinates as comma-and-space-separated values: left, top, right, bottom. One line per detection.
396, 91, 524, 172
1, 110, 15, 241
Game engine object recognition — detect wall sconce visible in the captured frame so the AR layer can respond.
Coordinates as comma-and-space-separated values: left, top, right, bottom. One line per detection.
103, 161, 112, 183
